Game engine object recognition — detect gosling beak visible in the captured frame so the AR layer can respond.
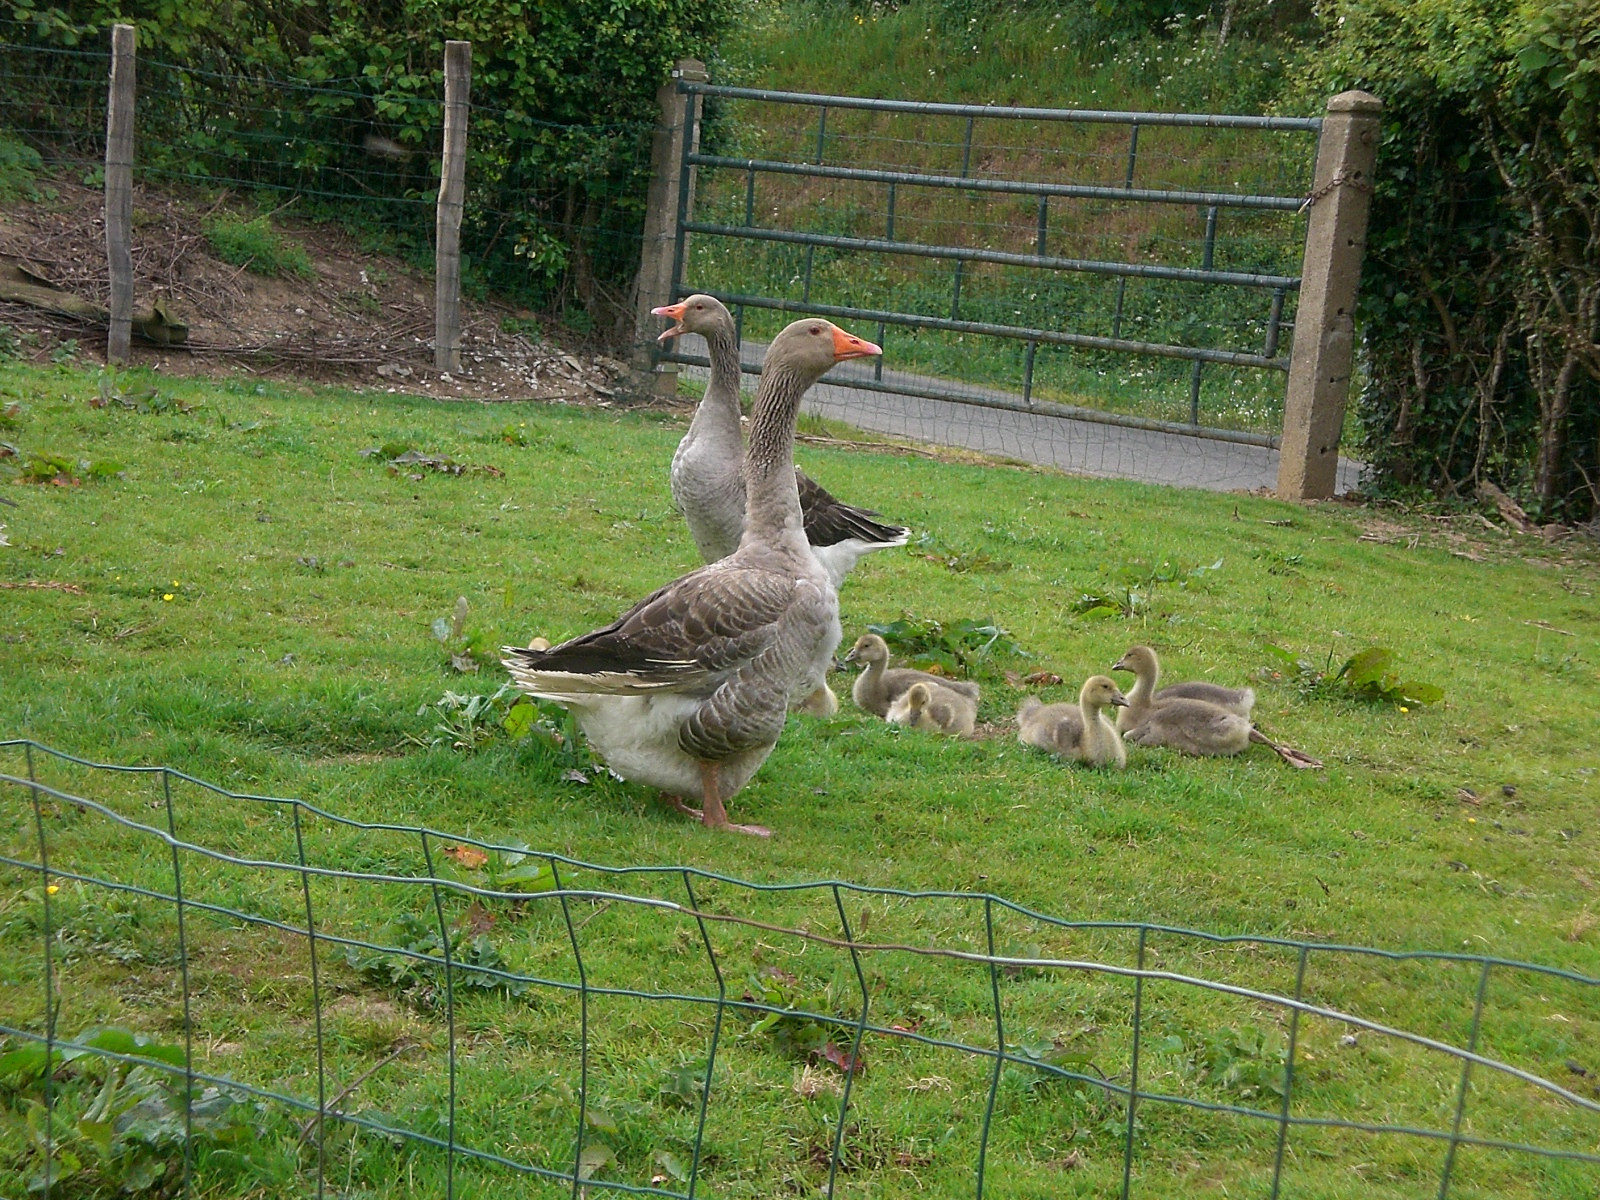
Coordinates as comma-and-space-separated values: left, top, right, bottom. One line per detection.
652, 301, 688, 342
1111, 694, 1130, 708
830, 324, 882, 362
1112, 656, 1130, 673
843, 646, 861, 665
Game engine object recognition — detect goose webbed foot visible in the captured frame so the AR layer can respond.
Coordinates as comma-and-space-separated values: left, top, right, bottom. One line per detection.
698, 762, 773, 838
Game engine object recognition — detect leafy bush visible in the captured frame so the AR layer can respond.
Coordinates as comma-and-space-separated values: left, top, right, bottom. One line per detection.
1297, 0, 1600, 522
3, 0, 736, 329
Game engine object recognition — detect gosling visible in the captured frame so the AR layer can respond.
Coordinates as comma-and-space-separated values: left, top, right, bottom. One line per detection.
1121, 697, 1321, 768
885, 680, 977, 736
1112, 644, 1254, 733
844, 633, 980, 718
1016, 675, 1129, 768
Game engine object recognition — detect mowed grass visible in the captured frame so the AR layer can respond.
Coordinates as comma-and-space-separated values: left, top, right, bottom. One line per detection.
1, 359, 1599, 1197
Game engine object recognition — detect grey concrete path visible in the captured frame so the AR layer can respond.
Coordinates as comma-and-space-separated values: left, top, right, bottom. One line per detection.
675, 337, 1364, 495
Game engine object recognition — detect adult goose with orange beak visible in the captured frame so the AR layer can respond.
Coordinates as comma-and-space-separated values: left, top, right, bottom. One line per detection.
503, 318, 882, 836
653, 294, 909, 585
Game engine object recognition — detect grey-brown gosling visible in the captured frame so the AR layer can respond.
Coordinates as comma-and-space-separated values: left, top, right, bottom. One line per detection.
844, 633, 980, 718
1112, 644, 1254, 733
1121, 697, 1321, 768
1016, 675, 1129, 768
885, 680, 977, 736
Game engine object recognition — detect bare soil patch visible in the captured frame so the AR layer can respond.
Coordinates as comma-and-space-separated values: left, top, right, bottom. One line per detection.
0, 175, 633, 405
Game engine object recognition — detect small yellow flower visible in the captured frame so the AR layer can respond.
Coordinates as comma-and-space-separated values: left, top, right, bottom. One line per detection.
1467, 817, 1477, 824
162, 593, 174, 602
1399, 705, 1409, 713
46, 884, 59, 895
171, 579, 181, 587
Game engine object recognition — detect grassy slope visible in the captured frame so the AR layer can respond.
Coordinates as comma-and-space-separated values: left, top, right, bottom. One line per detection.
1, 361, 1597, 1196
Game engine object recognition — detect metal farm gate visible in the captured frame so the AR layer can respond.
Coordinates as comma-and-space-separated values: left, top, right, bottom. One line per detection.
638, 71, 1379, 498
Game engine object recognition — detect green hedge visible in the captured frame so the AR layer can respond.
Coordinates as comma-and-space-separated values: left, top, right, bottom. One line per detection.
1299, 0, 1599, 522
2, 0, 737, 330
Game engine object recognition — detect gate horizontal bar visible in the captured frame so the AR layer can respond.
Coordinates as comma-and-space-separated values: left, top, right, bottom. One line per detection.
663, 348, 1279, 448
684, 82, 1323, 132
690, 152, 1309, 213
693, 291, 1290, 370
683, 221, 1301, 290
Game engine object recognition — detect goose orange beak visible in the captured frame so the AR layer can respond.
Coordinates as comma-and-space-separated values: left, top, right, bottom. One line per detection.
652, 301, 688, 342
830, 325, 882, 362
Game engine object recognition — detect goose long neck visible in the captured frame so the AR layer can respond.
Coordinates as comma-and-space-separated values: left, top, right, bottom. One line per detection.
1126, 659, 1157, 707
743, 358, 810, 540
688, 318, 744, 448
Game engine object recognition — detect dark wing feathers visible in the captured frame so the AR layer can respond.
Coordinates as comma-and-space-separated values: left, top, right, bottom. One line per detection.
796, 469, 909, 549
502, 561, 798, 685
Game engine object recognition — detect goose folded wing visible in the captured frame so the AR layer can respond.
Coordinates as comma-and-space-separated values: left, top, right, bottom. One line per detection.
796, 469, 909, 548
501, 563, 801, 696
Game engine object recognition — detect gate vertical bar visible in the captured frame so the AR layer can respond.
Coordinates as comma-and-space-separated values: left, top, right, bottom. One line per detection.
104, 23, 135, 365
1278, 91, 1381, 499
1265, 286, 1287, 358
1111, 122, 1139, 339
1188, 204, 1218, 424
434, 40, 471, 374
632, 59, 707, 395
815, 106, 827, 163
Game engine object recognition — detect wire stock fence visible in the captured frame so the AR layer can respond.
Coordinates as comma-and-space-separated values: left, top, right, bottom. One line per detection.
0, 25, 652, 382
3, 738, 1597, 1197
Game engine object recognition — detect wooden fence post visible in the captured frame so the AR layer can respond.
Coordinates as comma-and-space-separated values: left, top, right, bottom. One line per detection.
435, 40, 471, 374
630, 58, 709, 398
1277, 90, 1382, 500
104, 23, 136, 365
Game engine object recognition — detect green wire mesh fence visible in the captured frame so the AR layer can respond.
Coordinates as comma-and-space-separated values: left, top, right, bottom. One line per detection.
3, 739, 1597, 1197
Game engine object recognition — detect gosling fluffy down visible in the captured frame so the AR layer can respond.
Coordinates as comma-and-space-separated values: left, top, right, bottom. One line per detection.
885, 680, 977, 736
1111, 643, 1254, 733
845, 633, 980, 718
1121, 697, 1322, 768
1016, 675, 1128, 768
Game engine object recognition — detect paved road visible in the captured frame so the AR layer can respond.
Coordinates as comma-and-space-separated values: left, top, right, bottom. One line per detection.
674, 338, 1364, 495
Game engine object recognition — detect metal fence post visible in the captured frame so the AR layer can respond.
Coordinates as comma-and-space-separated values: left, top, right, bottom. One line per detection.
1277, 90, 1381, 500
104, 23, 136, 365
434, 40, 471, 374
630, 58, 708, 399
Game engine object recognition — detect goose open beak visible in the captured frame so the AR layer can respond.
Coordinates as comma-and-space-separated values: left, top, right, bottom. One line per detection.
842, 645, 861, 664
1111, 656, 1130, 673
830, 325, 882, 362
652, 301, 688, 342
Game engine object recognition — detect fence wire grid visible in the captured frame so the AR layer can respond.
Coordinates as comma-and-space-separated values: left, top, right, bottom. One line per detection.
3, 739, 1597, 1198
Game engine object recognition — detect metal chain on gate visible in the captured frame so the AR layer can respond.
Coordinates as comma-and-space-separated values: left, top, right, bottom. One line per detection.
1297, 170, 1373, 214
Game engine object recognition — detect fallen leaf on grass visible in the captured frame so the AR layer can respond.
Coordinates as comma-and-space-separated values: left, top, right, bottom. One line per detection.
442, 844, 488, 869
822, 1042, 865, 1076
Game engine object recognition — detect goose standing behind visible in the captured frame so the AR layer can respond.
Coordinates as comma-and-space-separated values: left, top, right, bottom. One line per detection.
886, 680, 977, 736
502, 318, 882, 835
1017, 676, 1128, 767
653, 295, 910, 584
844, 632, 981, 718
1121, 697, 1322, 768
1111, 644, 1254, 733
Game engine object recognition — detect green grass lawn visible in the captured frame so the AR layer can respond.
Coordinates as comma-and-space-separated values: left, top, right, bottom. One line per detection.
1, 359, 1597, 1197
